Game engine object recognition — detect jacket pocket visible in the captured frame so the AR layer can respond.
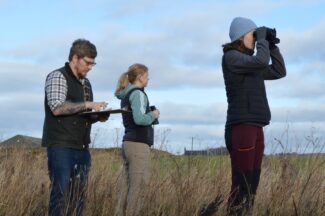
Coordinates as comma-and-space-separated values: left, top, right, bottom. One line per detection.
57, 117, 87, 140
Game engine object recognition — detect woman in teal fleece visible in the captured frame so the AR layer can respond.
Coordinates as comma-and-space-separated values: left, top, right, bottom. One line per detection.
114, 63, 160, 216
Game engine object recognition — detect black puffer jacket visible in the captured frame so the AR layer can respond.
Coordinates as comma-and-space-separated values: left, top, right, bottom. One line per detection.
222, 39, 286, 126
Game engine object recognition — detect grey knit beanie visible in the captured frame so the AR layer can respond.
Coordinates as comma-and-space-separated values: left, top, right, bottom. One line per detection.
229, 17, 257, 42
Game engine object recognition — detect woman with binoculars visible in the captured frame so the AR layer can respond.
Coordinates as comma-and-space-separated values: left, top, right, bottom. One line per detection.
114, 63, 160, 216
221, 17, 286, 215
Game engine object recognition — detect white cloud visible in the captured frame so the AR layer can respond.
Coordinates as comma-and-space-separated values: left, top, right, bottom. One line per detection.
157, 101, 226, 125
264, 121, 325, 154
1, 0, 325, 153
280, 20, 325, 63
0, 61, 46, 93
265, 61, 325, 100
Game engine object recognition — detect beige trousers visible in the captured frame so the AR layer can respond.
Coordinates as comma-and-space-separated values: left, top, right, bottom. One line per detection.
115, 141, 150, 216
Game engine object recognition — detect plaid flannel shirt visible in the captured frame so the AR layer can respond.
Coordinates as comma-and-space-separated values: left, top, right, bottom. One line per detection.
45, 70, 90, 112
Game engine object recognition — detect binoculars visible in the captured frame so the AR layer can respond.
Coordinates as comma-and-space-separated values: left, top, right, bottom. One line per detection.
254, 27, 280, 44
150, 106, 159, 125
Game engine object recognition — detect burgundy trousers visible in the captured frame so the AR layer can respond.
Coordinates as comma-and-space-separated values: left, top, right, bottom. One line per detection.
225, 124, 264, 213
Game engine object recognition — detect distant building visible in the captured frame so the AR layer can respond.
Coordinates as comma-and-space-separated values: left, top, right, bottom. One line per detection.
0, 135, 41, 148
184, 147, 228, 156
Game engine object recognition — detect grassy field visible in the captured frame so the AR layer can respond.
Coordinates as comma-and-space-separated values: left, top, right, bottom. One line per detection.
0, 147, 323, 216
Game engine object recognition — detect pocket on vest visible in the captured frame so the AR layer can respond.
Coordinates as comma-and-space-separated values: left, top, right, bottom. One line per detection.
57, 118, 87, 139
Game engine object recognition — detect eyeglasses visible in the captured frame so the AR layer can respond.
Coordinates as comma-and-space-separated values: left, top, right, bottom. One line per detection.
81, 57, 97, 67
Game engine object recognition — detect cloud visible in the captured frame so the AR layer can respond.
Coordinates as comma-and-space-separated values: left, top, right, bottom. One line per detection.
271, 105, 325, 123
0, 92, 44, 139
1, 0, 325, 154
158, 101, 226, 125
280, 20, 325, 63
265, 60, 325, 100
1, 31, 96, 65
1, 89, 324, 154
88, 28, 224, 90
264, 121, 325, 154
1, 0, 323, 92
0, 61, 46, 93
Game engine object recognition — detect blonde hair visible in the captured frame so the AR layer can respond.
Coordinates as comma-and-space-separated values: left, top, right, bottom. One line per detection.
115, 63, 148, 94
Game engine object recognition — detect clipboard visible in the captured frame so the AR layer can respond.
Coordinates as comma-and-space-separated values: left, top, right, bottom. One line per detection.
79, 108, 129, 116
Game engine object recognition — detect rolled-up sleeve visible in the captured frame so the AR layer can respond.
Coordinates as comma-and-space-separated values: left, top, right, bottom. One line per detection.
45, 71, 67, 112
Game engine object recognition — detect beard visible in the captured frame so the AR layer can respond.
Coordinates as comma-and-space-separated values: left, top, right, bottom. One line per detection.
69, 61, 89, 79
75, 67, 88, 79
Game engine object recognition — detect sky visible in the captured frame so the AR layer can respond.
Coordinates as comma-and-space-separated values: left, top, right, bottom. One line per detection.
0, 0, 324, 154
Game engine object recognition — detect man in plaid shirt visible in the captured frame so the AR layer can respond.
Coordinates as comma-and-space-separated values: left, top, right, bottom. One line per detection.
42, 39, 108, 216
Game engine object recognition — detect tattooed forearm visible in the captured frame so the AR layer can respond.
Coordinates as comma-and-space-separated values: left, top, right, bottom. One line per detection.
53, 101, 86, 116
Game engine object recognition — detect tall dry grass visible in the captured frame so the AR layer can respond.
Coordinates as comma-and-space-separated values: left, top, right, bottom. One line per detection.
0, 147, 323, 216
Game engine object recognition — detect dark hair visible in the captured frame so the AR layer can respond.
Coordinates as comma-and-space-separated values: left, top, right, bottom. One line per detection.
222, 39, 246, 53
68, 39, 97, 61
